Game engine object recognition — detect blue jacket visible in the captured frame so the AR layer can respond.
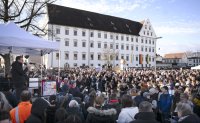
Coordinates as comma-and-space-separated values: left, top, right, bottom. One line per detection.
158, 94, 173, 113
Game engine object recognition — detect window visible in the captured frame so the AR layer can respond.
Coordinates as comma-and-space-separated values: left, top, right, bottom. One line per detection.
90, 42, 94, 48
65, 29, 69, 35
74, 30, 77, 36
131, 45, 134, 50
131, 37, 133, 42
149, 26, 151, 30
145, 25, 147, 29
152, 48, 154, 52
145, 39, 148, 44
56, 53, 59, 60
121, 54, 124, 59
82, 41, 86, 47
98, 54, 101, 60
121, 44, 124, 50
152, 40, 155, 45
56, 38, 60, 42
136, 38, 138, 42
90, 32, 94, 37
110, 44, 113, 49
82, 53, 86, 60
149, 47, 151, 52
74, 63, 77, 67
149, 40, 151, 44
74, 40, 78, 47
141, 46, 144, 51
126, 37, 129, 41
126, 55, 129, 61
136, 46, 138, 51
74, 53, 78, 60
141, 38, 144, 43
126, 45, 129, 50
90, 64, 93, 67
82, 31, 86, 36
104, 33, 107, 39
65, 40, 69, 46
152, 58, 155, 62
116, 35, 118, 40
151, 32, 153, 36
145, 47, 147, 52
90, 54, 94, 60
104, 43, 107, 48
143, 31, 145, 35
147, 31, 149, 35
110, 34, 113, 39
121, 35, 124, 41
98, 32, 101, 38
136, 56, 138, 61
56, 28, 60, 34
116, 44, 119, 49
116, 55, 119, 60
65, 52, 69, 60
98, 42, 101, 48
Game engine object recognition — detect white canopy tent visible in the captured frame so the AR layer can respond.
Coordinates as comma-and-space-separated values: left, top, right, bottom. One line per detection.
0, 22, 59, 55
0, 22, 60, 96
191, 65, 200, 70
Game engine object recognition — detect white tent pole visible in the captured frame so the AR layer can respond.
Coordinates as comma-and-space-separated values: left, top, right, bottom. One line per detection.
58, 50, 61, 83
40, 51, 43, 96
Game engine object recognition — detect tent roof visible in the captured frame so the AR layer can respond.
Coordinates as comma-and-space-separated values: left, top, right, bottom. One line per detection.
191, 65, 200, 70
0, 22, 59, 55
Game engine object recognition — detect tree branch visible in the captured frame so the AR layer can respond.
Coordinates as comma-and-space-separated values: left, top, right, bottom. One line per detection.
8, 0, 15, 8
9, 0, 27, 18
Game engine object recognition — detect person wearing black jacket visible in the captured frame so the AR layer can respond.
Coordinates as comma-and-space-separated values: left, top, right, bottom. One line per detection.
130, 101, 160, 123
26, 98, 50, 123
11, 56, 28, 102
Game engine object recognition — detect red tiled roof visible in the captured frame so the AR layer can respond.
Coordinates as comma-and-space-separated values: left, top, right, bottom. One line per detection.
164, 53, 185, 59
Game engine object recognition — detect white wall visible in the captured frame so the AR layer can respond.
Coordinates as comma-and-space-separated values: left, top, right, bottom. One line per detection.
46, 19, 157, 68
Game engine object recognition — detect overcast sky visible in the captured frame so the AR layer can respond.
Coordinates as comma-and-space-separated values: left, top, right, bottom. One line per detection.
55, 0, 200, 56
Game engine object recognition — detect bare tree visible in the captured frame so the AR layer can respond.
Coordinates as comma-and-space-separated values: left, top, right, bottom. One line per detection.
102, 47, 118, 67
0, 0, 56, 76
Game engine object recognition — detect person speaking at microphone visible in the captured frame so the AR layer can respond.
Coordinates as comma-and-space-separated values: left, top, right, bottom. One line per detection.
11, 56, 29, 103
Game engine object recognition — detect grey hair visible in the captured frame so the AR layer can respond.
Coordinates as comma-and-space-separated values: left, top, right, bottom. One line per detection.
0, 92, 12, 111
139, 101, 153, 112
175, 102, 193, 117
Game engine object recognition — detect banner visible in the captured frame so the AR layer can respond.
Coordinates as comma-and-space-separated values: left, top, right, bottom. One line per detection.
43, 81, 57, 96
146, 54, 149, 64
139, 54, 143, 64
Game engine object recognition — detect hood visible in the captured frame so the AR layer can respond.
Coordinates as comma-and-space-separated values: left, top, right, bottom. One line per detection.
31, 98, 50, 119
135, 112, 156, 120
87, 107, 117, 116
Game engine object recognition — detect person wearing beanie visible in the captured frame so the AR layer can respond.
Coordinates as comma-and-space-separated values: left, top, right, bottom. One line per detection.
158, 86, 173, 123
26, 98, 50, 123
46, 95, 57, 123
67, 100, 85, 123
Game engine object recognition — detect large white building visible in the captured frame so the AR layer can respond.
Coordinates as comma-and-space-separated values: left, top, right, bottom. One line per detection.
45, 4, 158, 68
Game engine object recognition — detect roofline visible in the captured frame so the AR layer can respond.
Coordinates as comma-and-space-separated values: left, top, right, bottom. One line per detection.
47, 22, 141, 36
47, 3, 142, 24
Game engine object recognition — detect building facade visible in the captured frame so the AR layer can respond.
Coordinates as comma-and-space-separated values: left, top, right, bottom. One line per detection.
45, 4, 157, 68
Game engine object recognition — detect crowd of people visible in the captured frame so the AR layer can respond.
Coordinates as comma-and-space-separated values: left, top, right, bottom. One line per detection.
1, 58, 200, 123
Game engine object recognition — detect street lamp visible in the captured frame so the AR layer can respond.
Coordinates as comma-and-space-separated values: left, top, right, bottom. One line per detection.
154, 37, 162, 73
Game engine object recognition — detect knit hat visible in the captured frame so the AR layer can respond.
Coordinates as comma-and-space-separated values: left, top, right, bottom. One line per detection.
69, 100, 79, 108
149, 88, 158, 95
162, 86, 169, 91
